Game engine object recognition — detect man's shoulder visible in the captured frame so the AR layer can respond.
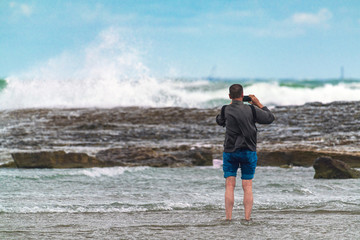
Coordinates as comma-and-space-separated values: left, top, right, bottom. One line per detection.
227, 103, 256, 119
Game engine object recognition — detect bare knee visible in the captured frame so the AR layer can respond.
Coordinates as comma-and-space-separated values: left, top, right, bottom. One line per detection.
226, 177, 236, 189
242, 179, 252, 193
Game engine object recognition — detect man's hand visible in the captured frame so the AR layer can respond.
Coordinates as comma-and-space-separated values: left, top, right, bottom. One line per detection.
249, 94, 264, 109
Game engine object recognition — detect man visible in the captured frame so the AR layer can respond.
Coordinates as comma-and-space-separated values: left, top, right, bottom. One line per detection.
216, 84, 275, 221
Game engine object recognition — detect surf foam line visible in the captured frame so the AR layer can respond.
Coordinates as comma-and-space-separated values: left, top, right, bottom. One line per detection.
78, 166, 149, 178
243, 81, 360, 106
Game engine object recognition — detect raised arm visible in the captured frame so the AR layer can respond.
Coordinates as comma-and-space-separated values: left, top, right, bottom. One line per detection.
249, 94, 275, 124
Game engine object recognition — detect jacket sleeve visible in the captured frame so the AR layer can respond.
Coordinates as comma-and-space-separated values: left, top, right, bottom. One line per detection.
254, 106, 275, 124
215, 105, 227, 127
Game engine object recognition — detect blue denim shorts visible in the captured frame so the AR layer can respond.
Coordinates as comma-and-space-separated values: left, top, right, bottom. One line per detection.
223, 150, 258, 180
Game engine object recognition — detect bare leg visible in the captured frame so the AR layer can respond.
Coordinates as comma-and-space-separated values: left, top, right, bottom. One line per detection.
242, 179, 253, 220
225, 176, 236, 220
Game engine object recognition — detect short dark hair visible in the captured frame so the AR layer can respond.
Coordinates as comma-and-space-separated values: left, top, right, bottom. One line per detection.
229, 84, 243, 99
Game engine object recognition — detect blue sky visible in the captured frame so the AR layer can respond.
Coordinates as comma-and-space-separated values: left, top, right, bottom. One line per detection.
1, 0, 360, 79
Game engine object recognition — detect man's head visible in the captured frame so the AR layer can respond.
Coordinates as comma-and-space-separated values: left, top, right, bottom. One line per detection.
229, 84, 243, 99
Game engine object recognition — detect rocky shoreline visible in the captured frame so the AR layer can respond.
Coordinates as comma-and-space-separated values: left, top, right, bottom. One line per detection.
1, 101, 359, 168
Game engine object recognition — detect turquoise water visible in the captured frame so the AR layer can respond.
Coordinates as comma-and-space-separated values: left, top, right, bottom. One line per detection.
1, 166, 359, 239
0, 79, 6, 91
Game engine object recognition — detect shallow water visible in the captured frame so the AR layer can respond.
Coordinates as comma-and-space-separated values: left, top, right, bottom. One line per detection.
1, 166, 359, 239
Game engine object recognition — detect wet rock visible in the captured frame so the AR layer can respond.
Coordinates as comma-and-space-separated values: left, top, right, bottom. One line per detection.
279, 164, 293, 169
313, 156, 360, 179
1, 101, 360, 167
11, 151, 103, 168
257, 150, 322, 167
187, 148, 213, 166
96, 147, 180, 167
96, 146, 213, 167
8, 146, 213, 168
257, 150, 360, 168
0, 161, 17, 168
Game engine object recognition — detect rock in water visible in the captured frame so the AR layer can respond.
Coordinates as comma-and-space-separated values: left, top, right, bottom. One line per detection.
8, 146, 214, 168
0, 161, 17, 168
96, 146, 213, 167
313, 156, 360, 179
11, 151, 102, 168
95, 147, 179, 167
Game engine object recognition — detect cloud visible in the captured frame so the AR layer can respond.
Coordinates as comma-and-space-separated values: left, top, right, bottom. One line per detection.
290, 8, 332, 26
9, 1, 33, 16
247, 8, 333, 38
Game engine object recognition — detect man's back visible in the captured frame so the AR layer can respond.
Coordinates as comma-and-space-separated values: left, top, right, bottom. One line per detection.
220, 100, 275, 152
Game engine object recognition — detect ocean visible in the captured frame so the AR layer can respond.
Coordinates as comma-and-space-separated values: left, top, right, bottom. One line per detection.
1, 166, 360, 239
1, 73, 360, 239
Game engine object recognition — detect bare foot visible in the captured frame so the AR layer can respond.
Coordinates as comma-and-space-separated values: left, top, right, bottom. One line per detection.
240, 219, 253, 225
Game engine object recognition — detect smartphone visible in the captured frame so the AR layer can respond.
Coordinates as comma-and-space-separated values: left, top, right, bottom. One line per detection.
243, 96, 251, 102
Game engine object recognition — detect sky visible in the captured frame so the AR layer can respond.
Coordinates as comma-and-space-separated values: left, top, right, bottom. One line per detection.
1, 0, 360, 79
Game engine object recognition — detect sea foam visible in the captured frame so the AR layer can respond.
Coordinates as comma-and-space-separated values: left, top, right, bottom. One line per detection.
79, 166, 149, 178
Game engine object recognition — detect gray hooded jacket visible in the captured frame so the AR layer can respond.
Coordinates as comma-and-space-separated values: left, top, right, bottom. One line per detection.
216, 100, 275, 152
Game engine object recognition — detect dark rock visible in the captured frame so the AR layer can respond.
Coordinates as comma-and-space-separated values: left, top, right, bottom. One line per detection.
258, 150, 360, 168
11, 151, 103, 168
96, 147, 181, 167
257, 150, 322, 167
313, 156, 360, 179
2, 102, 360, 168
0, 161, 17, 168
8, 146, 213, 168
279, 164, 293, 169
96, 146, 213, 167
187, 148, 213, 166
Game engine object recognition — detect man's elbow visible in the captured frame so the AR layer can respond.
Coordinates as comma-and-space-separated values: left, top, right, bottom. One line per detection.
259, 114, 275, 124
268, 115, 275, 124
